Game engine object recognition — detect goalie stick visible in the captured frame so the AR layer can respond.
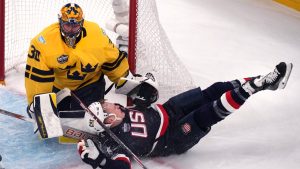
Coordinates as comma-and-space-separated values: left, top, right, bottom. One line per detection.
0, 108, 99, 141
71, 92, 149, 169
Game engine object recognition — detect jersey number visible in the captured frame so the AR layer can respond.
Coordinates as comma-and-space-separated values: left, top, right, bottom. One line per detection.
28, 45, 40, 62
129, 111, 148, 138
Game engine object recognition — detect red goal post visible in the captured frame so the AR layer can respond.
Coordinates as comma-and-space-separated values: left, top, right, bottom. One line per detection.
0, 0, 4, 84
0, 0, 194, 102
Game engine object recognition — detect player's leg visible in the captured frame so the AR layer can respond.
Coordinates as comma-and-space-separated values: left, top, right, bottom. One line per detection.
194, 62, 293, 128
163, 79, 255, 120
201, 76, 259, 104
170, 62, 292, 154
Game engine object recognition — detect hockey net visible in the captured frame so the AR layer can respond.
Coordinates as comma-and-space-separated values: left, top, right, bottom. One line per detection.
1, 0, 195, 103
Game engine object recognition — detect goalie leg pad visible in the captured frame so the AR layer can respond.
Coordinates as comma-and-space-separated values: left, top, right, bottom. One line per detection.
33, 93, 63, 139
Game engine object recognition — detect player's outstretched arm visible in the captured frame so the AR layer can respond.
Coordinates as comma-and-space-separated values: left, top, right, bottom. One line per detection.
78, 139, 131, 169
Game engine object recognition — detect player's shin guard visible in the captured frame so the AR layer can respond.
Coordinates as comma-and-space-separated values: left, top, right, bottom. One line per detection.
172, 112, 211, 154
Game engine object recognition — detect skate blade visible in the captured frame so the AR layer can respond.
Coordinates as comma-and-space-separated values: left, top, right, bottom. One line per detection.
279, 63, 293, 89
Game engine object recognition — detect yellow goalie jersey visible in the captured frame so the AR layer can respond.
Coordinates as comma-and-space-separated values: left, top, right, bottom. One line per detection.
25, 20, 129, 104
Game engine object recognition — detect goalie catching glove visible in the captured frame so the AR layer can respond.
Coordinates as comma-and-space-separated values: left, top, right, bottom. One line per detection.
115, 72, 159, 107
78, 139, 131, 169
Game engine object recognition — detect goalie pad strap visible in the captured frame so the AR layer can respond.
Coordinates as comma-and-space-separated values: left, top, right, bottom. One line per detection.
56, 88, 71, 104
34, 97, 48, 138
58, 110, 85, 118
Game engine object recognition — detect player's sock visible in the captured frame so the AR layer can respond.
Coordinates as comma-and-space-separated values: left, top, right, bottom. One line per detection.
213, 87, 250, 118
202, 77, 259, 103
193, 86, 250, 127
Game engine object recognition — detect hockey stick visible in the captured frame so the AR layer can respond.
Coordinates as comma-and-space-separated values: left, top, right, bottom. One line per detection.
104, 83, 114, 95
71, 92, 148, 169
0, 108, 99, 141
0, 108, 34, 123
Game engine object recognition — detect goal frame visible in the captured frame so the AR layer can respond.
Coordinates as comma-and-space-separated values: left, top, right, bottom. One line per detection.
128, 0, 137, 74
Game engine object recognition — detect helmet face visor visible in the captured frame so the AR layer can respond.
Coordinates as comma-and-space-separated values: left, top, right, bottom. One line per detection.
61, 21, 82, 36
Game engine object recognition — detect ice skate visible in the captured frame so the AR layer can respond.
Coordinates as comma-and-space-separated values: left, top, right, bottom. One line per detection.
243, 62, 293, 94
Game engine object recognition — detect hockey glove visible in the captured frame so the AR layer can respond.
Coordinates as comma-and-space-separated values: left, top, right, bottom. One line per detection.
116, 72, 159, 107
132, 81, 159, 108
78, 139, 107, 168
130, 72, 159, 108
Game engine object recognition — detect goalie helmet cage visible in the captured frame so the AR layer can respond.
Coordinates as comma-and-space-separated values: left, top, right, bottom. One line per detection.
1, 0, 195, 103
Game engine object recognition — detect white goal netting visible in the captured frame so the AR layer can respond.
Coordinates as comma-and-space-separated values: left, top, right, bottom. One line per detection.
4, 0, 195, 103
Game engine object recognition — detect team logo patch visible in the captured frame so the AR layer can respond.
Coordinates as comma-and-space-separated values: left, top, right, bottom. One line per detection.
38, 36, 46, 44
122, 123, 131, 132
181, 123, 191, 135
57, 55, 69, 64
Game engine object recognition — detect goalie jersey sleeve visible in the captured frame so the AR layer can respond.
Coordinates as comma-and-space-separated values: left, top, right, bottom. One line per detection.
25, 21, 130, 104
25, 38, 55, 104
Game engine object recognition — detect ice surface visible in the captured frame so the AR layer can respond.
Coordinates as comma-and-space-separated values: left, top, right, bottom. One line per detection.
1, 0, 300, 168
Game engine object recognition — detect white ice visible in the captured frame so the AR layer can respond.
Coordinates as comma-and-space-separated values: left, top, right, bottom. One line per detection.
1, 0, 300, 169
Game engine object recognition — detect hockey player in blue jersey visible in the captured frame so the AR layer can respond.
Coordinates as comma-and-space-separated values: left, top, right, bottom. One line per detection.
77, 62, 293, 169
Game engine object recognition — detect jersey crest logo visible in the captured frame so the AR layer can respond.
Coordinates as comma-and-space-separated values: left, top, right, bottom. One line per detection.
67, 70, 87, 80
57, 55, 69, 64
81, 63, 98, 73
181, 123, 191, 135
122, 123, 131, 132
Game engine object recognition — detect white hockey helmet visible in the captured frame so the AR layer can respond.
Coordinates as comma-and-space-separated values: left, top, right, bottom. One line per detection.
85, 102, 108, 133
85, 101, 122, 133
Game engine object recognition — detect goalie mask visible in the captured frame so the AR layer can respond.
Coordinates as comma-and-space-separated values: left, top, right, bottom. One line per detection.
58, 3, 84, 48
